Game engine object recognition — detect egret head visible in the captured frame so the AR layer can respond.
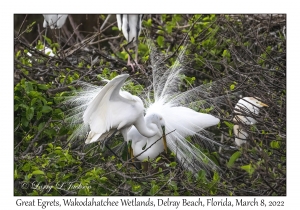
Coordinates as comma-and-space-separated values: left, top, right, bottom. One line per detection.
147, 113, 165, 127
234, 96, 268, 124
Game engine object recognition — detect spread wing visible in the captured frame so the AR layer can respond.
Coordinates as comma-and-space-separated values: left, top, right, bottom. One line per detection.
145, 104, 220, 172
83, 74, 144, 144
147, 104, 219, 137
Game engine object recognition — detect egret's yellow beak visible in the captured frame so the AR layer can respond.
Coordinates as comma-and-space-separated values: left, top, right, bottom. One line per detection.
259, 102, 269, 107
162, 126, 167, 153
130, 148, 134, 159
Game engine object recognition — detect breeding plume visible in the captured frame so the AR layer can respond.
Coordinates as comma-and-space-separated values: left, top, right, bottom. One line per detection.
127, 104, 220, 162
66, 41, 222, 174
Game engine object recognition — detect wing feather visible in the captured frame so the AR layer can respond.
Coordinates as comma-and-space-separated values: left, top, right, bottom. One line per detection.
83, 75, 129, 142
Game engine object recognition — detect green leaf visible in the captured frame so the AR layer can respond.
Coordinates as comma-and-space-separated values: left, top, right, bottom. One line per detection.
99, 177, 108, 182
38, 122, 45, 132
166, 24, 173, 33
30, 98, 38, 106
22, 163, 31, 172
37, 111, 42, 120
157, 36, 165, 48
48, 143, 53, 149
32, 170, 45, 175
116, 52, 126, 60
43, 36, 52, 45
222, 49, 231, 59
112, 26, 119, 31
213, 172, 220, 181
26, 107, 34, 121
26, 21, 36, 33
16, 50, 21, 58
37, 84, 49, 90
132, 185, 141, 192
227, 151, 241, 168
241, 164, 255, 176
230, 84, 235, 90
14, 169, 19, 179
168, 162, 177, 168
25, 82, 33, 93
41, 106, 52, 113
19, 104, 29, 109
223, 121, 234, 129
270, 140, 281, 149
149, 183, 159, 195
143, 18, 152, 27
21, 117, 29, 127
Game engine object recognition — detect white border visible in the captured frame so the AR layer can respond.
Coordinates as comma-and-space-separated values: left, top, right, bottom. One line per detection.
4, 0, 296, 208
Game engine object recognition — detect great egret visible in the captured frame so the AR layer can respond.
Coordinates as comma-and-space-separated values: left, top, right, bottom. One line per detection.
116, 14, 143, 71
233, 97, 268, 146
127, 105, 220, 161
66, 41, 222, 174
43, 14, 68, 47
233, 125, 249, 146
83, 74, 162, 144
43, 14, 68, 29
81, 73, 220, 173
127, 113, 165, 161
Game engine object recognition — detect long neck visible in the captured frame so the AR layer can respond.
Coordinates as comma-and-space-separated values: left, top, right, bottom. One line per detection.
133, 136, 163, 161
133, 115, 157, 138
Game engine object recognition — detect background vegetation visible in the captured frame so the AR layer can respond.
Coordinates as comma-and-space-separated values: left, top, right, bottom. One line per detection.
14, 14, 286, 196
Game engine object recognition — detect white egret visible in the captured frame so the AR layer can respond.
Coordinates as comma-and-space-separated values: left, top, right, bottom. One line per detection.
127, 113, 165, 161
116, 14, 143, 71
67, 73, 220, 172
66, 41, 222, 174
233, 97, 268, 146
43, 14, 68, 47
43, 14, 68, 29
83, 74, 162, 144
233, 125, 249, 146
127, 105, 220, 162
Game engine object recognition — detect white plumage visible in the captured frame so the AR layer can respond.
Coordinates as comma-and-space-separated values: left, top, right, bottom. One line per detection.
83, 74, 158, 144
127, 113, 165, 161
67, 41, 222, 174
43, 14, 68, 29
116, 14, 143, 70
116, 15, 142, 45
233, 125, 249, 146
233, 97, 268, 146
127, 104, 220, 161
80, 73, 220, 172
